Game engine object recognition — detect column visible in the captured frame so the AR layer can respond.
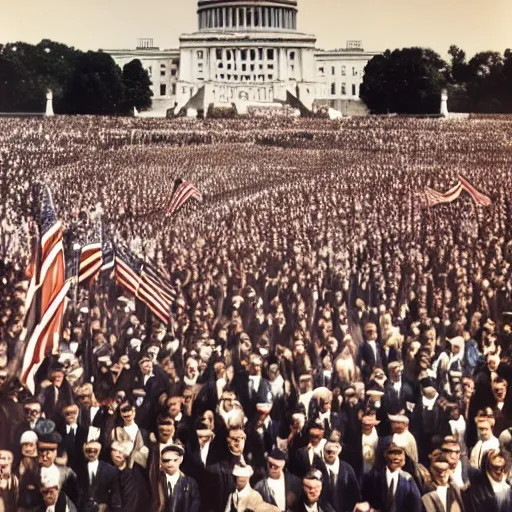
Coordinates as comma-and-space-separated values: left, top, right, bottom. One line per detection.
210, 47, 216, 80
235, 7, 239, 28
242, 7, 246, 28
278, 47, 287, 80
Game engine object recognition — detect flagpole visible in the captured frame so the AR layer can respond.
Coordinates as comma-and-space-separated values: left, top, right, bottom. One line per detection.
73, 242, 81, 306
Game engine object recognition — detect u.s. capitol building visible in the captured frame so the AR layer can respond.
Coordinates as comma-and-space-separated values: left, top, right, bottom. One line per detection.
104, 0, 379, 114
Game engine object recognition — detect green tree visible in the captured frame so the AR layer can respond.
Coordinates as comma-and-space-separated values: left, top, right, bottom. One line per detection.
466, 51, 505, 112
63, 51, 124, 114
360, 47, 448, 114
0, 54, 29, 111
121, 59, 152, 114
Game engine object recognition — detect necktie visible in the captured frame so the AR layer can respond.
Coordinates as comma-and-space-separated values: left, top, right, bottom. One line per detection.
387, 477, 395, 511
330, 469, 338, 506
167, 480, 173, 498
91, 471, 96, 487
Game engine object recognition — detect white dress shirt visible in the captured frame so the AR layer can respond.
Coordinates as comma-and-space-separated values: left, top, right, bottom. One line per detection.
88, 460, 99, 484
367, 340, 378, 362
165, 472, 180, 493
470, 437, 500, 468
325, 457, 340, 478
143, 373, 155, 386
159, 440, 174, 453
46, 506, 56, 512
123, 422, 140, 442
267, 474, 286, 511
66, 424, 77, 434
304, 503, 318, 512
452, 462, 464, 488
436, 485, 448, 510
90, 406, 100, 424
386, 467, 399, 495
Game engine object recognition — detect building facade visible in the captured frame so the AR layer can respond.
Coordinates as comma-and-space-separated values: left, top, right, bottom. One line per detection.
104, 0, 380, 114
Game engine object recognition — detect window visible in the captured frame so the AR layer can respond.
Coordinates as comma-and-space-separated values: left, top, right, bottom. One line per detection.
182, 87, 187, 94
197, 50, 204, 60
341, 66, 346, 76
267, 49, 274, 60
352, 67, 357, 76
289, 51, 295, 61
250, 49, 256, 60
352, 84, 357, 96
160, 64, 166, 77
318, 66, 325, 75
341, 83, 346, 95
331, 83, 336, 95
331, 66, 335, 75
242, 49, 248, 61
268, 63, 274, 70
171, 83, 176, 95
216, 48, 222, 60
171, 69, 177, 77
198, 62, 204, 73
148, 66, 152, 76
160, 84, 167, 96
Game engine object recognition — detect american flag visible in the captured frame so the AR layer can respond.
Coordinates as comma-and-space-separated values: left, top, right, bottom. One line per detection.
138, 262, 175, 324
78, 224, 103, 284
101, 240, 115, 272
424, 181, 463, 207
115, 245, 142, 296
459, 176, 492, 207
165, 180, 202, 216
20, 185, 69, 393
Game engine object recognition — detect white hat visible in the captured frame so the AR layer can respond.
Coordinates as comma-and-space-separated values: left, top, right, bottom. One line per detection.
20, 431, 38, 444
232, 464, 253, 477
40, 465, 61, 489
447, 336, 464, 349
388, 412, 409, 424
111, 440, 134, 457
130, 338, 142, 348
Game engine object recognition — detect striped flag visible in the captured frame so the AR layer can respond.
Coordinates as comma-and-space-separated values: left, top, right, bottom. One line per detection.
101, 240, 115, 272
459, 176, 492, 207
424, 181, 463, 207
78, 240, 103, 284
115, 245, 142, 296
20, 185, 69, 393
165, 180, 202, 216
138, 262, 175, 324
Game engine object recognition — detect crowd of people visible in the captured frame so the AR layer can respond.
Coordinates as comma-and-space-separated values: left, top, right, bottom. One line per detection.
1, 114, 512, 511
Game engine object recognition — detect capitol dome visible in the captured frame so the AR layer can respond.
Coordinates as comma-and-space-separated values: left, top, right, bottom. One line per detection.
197, 0, 298, 32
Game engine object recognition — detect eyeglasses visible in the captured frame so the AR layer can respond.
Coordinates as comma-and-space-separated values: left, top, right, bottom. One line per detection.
85, 448, 99, 454
64, 410, 77, 416
41, 488, 58, 495
24, 407, 40, 414
120, 406, 133, 413
268, 462, 282, 470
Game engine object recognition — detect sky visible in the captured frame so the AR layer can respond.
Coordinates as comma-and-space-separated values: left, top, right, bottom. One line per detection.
1, 0, 510, 60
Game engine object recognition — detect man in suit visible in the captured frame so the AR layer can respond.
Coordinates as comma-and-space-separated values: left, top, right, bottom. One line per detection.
321, 432, 361, 512
152, 444, 201, 512
38, 464, 77, 512
38, 363, 74, 422
441, 436, 469, 489
358, 323, 383, 381
315, 389, 343, 437
205, 426, 248, 512
77, 440, 121, 511
463, 448, 511, 512
224, 464, 264, 512
291, 470, 335, 512
110, 440, 150, 512
290, 419, 327, 479
422, 453, 465, 512
254, 448, 302, 511
385, 361, 416, 412
57, 403, 88, 474
361, 441, 422, 512
0, 449, 19, 512
75, 383, 110, 434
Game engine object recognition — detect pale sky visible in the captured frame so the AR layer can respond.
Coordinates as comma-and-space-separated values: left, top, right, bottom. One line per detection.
1, 0, 510, 59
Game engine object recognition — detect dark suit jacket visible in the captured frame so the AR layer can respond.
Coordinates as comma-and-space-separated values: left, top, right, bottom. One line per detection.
361, 468, 422, 512
322, 460, 361, 512
39, 381, 74, 421
36, 491, 78, 512
291, 446, 328, 479
291, 500, 336, 512
118, 463, 151, 512
254, 471, 302, 510
77, 460, 122, 510
57, 423, 88, 473
358, 341, 383, 380
204, 456, 243, 512
463, 471, 512, 512
153, 471, 201, 512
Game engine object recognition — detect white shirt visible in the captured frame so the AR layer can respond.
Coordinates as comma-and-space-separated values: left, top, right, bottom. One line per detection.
386, 467, 399, 495
90, 406, 100, 424
123, 422, 139, 441
470, 437, 500, 468
392, 379, 402, 395
200, 441, 210, 466
165, 472, 180, 493
325, 457, 340, 478
174, 412, 183, 423
66, 424, 77, 434
249, 375, 261, 393
46, 506, 56, 512
452, 462, 464, 488
487, 474, 510, 494
304, 503, 318, 512
267, 475, 286, 511
436, 485, 448, 510
422, 393, 439, 410
143, 373, 155, 386
88, 460, 99, 483
362, 429, 379, 473
367, 340, 378, 362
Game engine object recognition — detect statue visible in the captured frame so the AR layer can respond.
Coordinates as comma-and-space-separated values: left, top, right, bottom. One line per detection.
133, 106, 139, 117
440, 89, 449, 117
45, 90, 54, 117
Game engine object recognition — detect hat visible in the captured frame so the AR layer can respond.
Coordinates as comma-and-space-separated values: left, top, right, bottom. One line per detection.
40, 465, 61, 489
20, 431, 38, 444
84, 440, 102, 451
447, 336, 464, 349
388, 360, 402, 369
35, 420, 62, 448
420, 377, 436, 389
111, 440, 134, 458
138, 355, 151, 365
384, 442, 405, 455
232, 464, 253, 477
304, 469, 323, 481
268, 448, 287, 463
76, 383, 93, 397
256, 402, 273, 414
361, 413, 381, 426
195, 421, 213, 436
307, 418, 325, 432
161, 444, 185, 457
366, 387, 384, 398
130, 338, 142, 349
388, 411, 409, 424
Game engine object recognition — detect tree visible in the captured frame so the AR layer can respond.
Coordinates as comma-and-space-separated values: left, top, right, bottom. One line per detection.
0, 55, 29, 111
466, 51, 505, 112
360, 47, 448, 114
63, 51, 124, 115
448, 45, 470, 84
121, 59, 152, 114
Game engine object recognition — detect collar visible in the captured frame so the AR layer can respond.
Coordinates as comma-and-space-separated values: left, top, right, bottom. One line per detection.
174, 412, 183, 423
66, 424, 78, 432
422, 393, 438, 409
305, 503, 318, 512
487, 473, 510, 493
386, 467, 399, 484
166, 472, 180, 487
325, 457, 340, 475
88, 460, 99, 472
237, 483, 251, 497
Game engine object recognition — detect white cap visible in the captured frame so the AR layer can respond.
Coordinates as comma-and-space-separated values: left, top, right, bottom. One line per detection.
20, 431, 38, 444
232, 464, 253, 477
40, 465, 61, 489
447, 336, 464, 349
